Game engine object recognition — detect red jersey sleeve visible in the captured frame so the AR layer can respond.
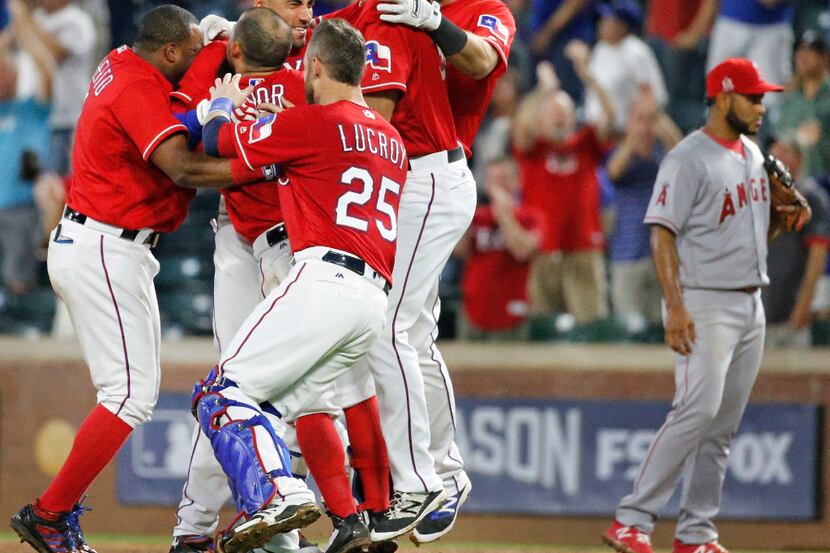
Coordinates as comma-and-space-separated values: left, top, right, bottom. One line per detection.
111, 78, 188, 161
360, 22, 411, 95
232, 108, 311, 169
171, 41, 227, 108
465, 5, 515, 68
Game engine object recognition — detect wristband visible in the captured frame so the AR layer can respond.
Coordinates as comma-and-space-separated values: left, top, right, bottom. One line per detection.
231, 160, 281, 185
428, 16, 468, 57
208, 97, 235, 120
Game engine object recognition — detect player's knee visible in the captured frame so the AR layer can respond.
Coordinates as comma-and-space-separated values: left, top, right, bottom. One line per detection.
100, 394, 156, 428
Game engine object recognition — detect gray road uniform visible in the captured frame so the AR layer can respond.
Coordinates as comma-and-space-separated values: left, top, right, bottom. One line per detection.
615, 130, 770, 543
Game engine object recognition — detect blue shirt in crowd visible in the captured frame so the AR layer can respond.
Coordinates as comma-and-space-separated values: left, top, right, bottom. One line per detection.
0, 97, 50, 210
529, 0, 595, 43
720, 0, 792, 25
608, 144, 665, 263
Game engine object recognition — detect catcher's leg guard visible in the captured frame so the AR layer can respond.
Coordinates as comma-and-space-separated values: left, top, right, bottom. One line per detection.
193, 387, 293, 516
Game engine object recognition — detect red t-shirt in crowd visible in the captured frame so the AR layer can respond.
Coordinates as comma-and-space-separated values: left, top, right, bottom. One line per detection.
462, 205, 543, 331
442, 0, 515, 154
335, 0, 458, 156
221, 101, 408, 283
515, 126, 606, 252
646, 0, 705, 42
68, 46, 193, 232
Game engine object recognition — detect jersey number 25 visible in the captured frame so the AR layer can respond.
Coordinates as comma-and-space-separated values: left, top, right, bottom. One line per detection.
336, 167, 400, 242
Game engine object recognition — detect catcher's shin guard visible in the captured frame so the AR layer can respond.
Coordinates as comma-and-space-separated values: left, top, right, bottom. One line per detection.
193, 388, 293, 516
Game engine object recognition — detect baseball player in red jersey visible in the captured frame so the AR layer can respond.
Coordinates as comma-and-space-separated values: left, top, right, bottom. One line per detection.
361, 0, 517, 542
192, 18, 405, 553
321, 0, 476, 542
9, 7, 275, 553
166, 10, 315, 553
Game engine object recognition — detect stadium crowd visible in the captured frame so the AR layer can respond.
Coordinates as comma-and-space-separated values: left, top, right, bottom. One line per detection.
0, 0, 828, 347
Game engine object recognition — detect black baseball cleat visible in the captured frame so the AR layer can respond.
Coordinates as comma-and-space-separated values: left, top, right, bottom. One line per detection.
170, 535, 215, 553
323, 513, 371, 553
368, 489, 447, 541
10, 502, 97, 553
411, 480, 472, 544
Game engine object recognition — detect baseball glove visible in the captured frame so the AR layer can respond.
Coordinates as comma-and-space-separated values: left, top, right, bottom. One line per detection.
764, 153, 811, 236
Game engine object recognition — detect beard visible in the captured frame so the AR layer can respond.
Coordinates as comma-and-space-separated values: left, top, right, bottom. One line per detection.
726, 105, 755, 135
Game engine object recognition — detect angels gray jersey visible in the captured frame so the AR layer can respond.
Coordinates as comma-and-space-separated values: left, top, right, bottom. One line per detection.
644, 129, 770, 289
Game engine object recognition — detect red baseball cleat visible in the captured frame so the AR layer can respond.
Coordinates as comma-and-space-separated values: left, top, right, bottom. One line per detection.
602, 520, 654, 553
672, 539, 730, 553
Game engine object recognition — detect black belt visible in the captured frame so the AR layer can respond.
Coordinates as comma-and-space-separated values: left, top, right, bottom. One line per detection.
731, 286, 760, 294
408, 146, 465, 171
265, 223, 288, 247
321, 250, 391, 294
63, 207, 160, 248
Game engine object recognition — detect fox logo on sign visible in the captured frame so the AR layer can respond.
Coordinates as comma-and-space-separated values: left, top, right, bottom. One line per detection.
477, 14, 509, 46
366, 41, 392, 72
249, 113, 276, 144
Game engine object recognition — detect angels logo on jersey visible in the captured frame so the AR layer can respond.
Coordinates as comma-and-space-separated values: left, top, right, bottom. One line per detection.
366, 41, 392, 73
477, 14, 509, 46
249, 113, 276, 143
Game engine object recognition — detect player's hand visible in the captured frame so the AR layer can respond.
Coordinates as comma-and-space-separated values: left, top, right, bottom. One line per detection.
377, 0, 442, 31
210, 73, 254, 108
257, 98, 294, 116
200, 14, 234, 44
664, 304, 696, 356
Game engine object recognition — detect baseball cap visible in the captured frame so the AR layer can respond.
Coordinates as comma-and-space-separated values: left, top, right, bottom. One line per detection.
597, 0, 643, 32
705, 58, 784, 98
796, 29, 828, 53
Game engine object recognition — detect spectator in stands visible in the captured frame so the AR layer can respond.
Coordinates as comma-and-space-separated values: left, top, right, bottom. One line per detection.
707, 0, 793, 107
528, 0, 595, 102
606, 91, 682, 330
513, 57, 613, 326
774, 30, 830, 180
763, 140, 830, 348
582, 0, 668, 135
646, 0, 717, 133
14, 0, 95, 176
473, 70, 522, 186
0, 0, 54, 294
457, 158, 543, 341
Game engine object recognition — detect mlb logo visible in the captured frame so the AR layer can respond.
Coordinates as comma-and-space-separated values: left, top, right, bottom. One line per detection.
477, 14, 508, 46
366, 41, 392, 73
250, 113, 276, 143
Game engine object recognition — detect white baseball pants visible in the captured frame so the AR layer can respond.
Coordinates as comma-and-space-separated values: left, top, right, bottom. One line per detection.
364, 151, 476, 493
48, 219, 161, 429
616, 289, 765, 544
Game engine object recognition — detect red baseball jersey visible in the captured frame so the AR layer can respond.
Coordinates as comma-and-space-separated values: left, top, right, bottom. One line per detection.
221, 101, 408, 283
171, 40, 306, 242
68, 46, 193, 232
462, 205, 542, 330
335, 0, 458, 156
442, 0, 515, 154
515, 126, 606, 252
283, 42, 307, 71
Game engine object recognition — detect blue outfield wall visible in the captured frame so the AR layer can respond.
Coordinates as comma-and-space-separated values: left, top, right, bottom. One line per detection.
117, 393, 820, 520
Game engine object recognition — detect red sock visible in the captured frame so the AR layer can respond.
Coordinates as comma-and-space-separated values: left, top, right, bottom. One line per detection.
38, 404, 132, 513
295, 413, 356, 518
344, 397, 390, 512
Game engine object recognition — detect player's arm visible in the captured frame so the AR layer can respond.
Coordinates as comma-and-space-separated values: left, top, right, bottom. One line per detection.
365, 90, 402, 123
150, 134, 237, 188
650, 225, 695, 355
376, 0, 502, 79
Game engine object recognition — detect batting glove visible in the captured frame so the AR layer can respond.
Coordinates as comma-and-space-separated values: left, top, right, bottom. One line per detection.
200, 14, 235, 44
378, 0, 442, 31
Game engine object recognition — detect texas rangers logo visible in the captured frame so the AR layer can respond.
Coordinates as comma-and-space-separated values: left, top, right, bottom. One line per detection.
249, 113, 276, 144
477, 14, 509, 46
366, 41, 392, 73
